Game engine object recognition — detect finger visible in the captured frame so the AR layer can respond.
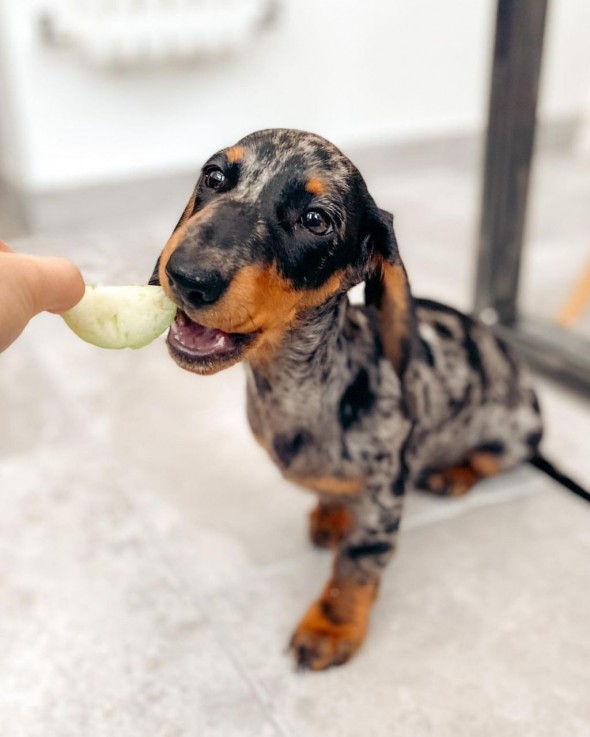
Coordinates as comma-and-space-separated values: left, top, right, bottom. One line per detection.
27, 257, 86, 314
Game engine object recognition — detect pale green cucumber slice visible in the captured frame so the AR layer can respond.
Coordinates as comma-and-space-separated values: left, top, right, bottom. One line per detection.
61, 285, 177, 349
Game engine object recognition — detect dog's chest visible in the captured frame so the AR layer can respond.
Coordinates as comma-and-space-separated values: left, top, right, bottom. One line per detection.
245, 363, 348, 481
243, 343, 407, 497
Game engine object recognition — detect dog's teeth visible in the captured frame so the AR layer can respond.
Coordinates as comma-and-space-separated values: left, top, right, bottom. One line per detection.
214, 335, 226, 349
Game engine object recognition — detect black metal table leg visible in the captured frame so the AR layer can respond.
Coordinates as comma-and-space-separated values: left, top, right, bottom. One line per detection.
475, 0, 590, 393
475, 0, 548, 325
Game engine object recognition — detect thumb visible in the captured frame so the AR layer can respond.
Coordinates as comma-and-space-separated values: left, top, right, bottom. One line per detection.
0, 250, 85, 351
25, 256, 86, 314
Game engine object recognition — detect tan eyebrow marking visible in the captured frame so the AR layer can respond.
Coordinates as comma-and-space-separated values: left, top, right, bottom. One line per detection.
305, 177, 326, 196
227, 145, 245, 163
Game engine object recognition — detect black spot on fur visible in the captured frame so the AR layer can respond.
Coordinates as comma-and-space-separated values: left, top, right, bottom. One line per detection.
338, 369, 375, 430
415, 297, 465, 318
272, 431, 309, 467
364, 269, 384, 308
477, 441, 505, 455
417, 298, 488, 388
392, 434, 411, 497
392, 477, 405, 497
495, 336, 518, 371
374, 451, 390, 463
383, 519, 400, 534
312, 145, 337, 168
526, 430, 543, 453
302, 343, 320, 366
346, 541, 393, 560
433, 320, 453, 339
448, 383, 473, 419
420, 339, 435, 367
398, 394, 413, 420
462, 320, 488, 390
253, 370, 272, 396
320, 599, 346, 625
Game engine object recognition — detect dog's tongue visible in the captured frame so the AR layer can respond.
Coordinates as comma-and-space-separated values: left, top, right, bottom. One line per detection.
169, 311, 231, 355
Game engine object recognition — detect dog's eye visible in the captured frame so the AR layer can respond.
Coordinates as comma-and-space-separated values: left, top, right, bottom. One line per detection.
302, 209, 332, 235
204, 168, 227, 191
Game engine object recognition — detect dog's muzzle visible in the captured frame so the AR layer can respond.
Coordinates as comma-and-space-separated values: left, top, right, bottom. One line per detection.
165, 248, 228, 310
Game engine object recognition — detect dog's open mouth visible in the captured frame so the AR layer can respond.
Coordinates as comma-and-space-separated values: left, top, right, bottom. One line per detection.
167, 310, 254, 372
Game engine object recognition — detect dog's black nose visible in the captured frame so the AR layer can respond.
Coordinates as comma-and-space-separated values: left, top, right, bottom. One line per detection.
166, 250, 227, 308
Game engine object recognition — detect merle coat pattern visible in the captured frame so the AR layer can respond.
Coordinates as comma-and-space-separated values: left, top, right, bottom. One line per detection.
152, 129, 543, 670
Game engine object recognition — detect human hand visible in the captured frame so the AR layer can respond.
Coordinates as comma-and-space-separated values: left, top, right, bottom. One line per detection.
0, 240, 85, 351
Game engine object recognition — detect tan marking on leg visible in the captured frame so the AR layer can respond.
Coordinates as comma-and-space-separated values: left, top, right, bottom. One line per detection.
309, 502, 354, 549
290, 574, 378, 670
469, 451, 501, 477
226, 145, 245, 163
420, 464, 477, 497
442, 465, 481, 496
290, 474, 365, 496
421, 452, 501, 498
305, 177, 326, 196
426, 472, 446, 493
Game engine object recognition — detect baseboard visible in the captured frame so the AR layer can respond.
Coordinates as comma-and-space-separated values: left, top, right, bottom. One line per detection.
1, 116, 581, 237
346, 116, 581, 179
1, 169, 198, 239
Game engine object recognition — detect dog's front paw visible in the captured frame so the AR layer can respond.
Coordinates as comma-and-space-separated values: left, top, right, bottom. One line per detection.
289, 578, 376, 671
290, 602, 363, 670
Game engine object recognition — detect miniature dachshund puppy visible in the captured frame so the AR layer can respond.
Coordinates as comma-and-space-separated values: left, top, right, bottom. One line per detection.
151, 129, 544, 671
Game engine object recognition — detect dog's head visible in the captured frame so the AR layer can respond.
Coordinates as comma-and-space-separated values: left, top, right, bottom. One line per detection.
153, 129, 405, 375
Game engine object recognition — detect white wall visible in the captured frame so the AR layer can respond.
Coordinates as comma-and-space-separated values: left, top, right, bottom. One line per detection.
0, 0, 589, 191
0, 0, 29, 184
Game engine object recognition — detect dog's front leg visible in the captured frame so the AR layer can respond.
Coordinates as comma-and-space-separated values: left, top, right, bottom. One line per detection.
290, 488, 403, 671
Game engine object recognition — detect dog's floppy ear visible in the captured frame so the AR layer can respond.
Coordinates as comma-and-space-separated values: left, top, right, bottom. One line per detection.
364, 206, 417, 378
365, 207, 401, 265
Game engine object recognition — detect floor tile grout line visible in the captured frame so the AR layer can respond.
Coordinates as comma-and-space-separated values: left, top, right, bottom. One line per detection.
203, 603, 297, 737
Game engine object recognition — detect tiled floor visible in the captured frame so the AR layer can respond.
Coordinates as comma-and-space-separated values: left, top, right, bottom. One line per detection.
1, 151, 589, 736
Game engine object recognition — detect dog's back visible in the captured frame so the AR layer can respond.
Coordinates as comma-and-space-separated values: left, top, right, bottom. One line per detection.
404, 298, 542, 483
